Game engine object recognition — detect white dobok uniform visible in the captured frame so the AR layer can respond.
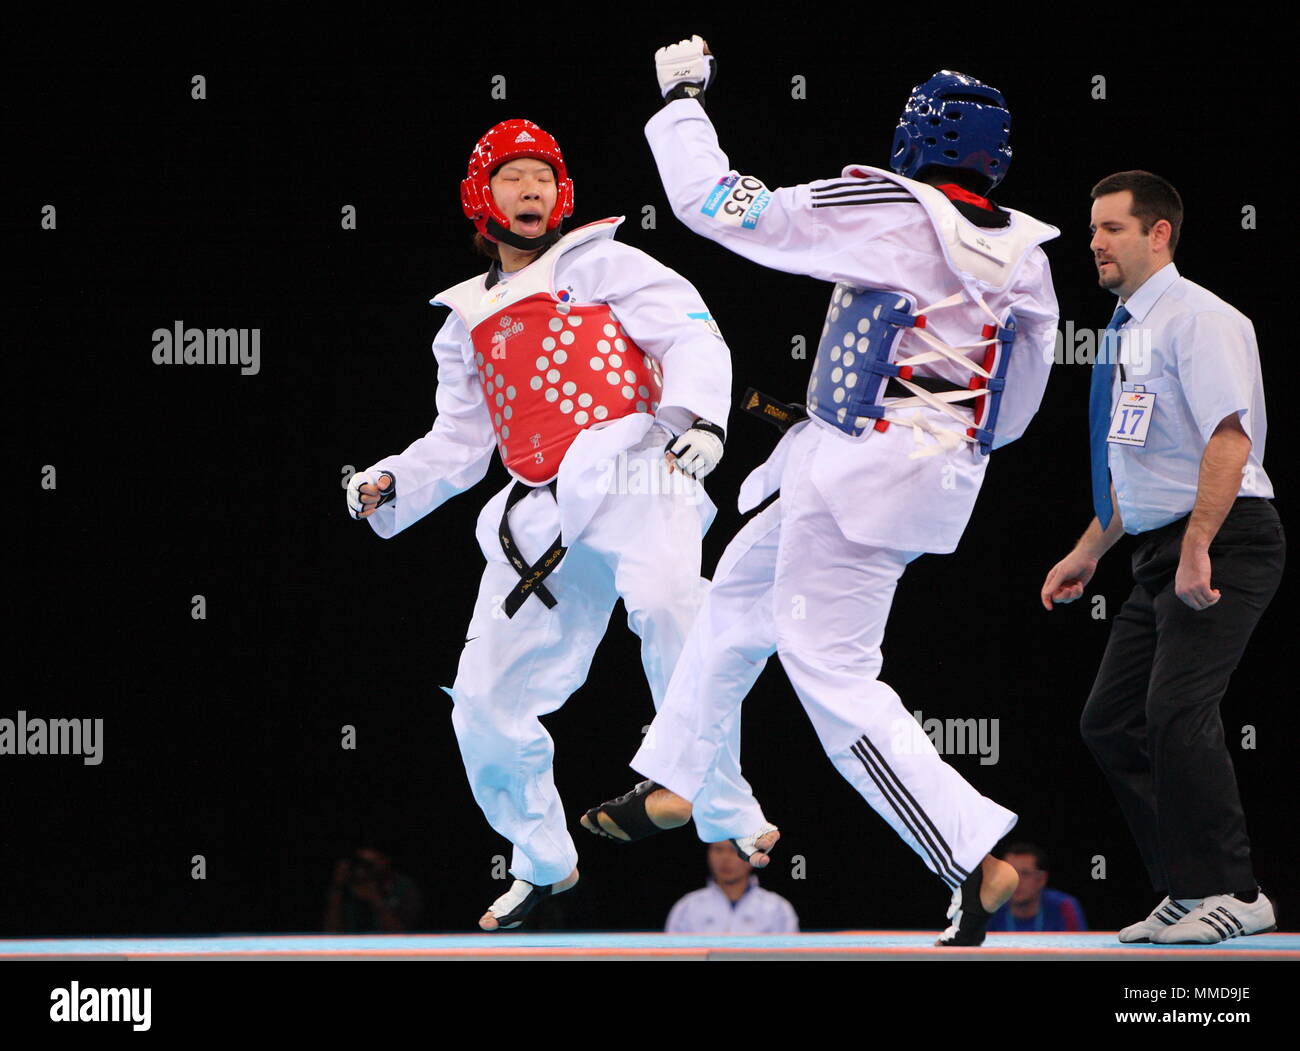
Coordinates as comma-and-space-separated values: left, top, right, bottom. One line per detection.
631, 99, 1061, 886
363, 217, 768, 887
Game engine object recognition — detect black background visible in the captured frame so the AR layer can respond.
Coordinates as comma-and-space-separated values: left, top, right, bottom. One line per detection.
10, 9, 1294, 940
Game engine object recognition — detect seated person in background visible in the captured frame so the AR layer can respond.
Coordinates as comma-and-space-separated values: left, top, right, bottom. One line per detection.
666, 841, 798, 934
987, 842, 1087, 932
323, 846, 424, 933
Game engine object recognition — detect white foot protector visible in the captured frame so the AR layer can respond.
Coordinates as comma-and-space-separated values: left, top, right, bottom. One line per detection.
730, 823, 779, 866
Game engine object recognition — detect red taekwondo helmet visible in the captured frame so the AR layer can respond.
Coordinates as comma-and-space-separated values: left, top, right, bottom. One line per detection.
461, 118, 575, 251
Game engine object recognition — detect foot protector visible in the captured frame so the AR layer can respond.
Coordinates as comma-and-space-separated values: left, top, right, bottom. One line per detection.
936, 868, 992, 947
583, 780, 667, 843
484, 879, 552, 931
731, 823, 779, 864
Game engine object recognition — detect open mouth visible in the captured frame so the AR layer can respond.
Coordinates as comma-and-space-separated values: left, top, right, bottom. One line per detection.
515, 211, 543, 235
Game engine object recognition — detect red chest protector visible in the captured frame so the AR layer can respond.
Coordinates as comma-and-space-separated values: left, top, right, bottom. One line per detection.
433, 219, 663, 484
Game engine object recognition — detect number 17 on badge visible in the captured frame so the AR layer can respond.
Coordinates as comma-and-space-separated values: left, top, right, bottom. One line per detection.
1107, 388, 1155, 447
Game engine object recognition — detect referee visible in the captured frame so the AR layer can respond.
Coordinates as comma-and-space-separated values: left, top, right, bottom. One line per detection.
1041, 171, 1283, 944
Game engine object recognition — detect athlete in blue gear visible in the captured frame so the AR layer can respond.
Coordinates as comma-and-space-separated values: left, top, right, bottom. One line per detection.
583, 44, 1062, 947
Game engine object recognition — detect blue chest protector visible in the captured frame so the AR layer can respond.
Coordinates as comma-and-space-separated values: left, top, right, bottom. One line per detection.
805, 283, 1017, 455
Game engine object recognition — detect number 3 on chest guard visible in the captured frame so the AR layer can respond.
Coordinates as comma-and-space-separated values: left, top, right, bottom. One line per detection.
701, 174, 772, 229
1107, 388, 1156, 447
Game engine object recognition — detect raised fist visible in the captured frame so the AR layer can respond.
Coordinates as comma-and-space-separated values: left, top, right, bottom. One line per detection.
655, 35, 716, 102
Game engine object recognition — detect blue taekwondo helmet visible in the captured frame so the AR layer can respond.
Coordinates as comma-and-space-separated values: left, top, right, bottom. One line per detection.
890, 71, 1012, 192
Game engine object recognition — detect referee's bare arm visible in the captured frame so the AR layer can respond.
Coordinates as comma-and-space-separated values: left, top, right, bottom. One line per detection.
1176, 413, 1252, 611
1040, 486, 1126, 610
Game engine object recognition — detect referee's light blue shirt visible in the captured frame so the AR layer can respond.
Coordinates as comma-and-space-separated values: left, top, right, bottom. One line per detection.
1105, 262, 1273, 534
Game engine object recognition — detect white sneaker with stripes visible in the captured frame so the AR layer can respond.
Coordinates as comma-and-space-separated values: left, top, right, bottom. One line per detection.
1117, 895, 1201, 943
1150, 892, 1276, 944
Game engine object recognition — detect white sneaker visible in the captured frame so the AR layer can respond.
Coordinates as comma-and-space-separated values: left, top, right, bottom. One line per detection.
1118, 896, 1201, 943
1150, 892, 1277, 944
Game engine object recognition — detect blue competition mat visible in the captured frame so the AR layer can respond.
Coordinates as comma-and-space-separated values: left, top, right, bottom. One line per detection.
4, 931, 1298, 959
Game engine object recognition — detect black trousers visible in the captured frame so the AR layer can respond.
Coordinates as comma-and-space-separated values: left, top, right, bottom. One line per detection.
1079, 497, 1284, 899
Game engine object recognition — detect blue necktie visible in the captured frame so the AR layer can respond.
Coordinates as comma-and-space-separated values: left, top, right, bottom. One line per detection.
1088, 304, 1131, 529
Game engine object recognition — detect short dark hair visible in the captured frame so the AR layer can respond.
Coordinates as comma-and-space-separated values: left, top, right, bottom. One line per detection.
1002, 842, 1048, 871
1090, 170, 1183, 257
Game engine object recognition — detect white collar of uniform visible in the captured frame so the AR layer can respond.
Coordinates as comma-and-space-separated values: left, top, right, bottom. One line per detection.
1120, 261, 1179, 324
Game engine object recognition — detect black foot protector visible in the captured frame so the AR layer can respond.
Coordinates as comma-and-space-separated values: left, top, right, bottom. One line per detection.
484, 879, 552, 931
582, 780, 667, 843
935, 867, 993, 947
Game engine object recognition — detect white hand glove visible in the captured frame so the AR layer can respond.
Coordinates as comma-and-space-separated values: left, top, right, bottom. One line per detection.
665, 421, 725, 479
346, 469, 396, 520
654, 35, 716, 101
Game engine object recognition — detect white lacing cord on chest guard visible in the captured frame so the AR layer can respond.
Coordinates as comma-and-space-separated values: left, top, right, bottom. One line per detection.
881, 289, 1007, 459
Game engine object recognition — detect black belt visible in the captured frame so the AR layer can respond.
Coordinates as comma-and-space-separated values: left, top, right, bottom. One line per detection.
881, 374, 969, 398
742, 376, 970, 435
499, 480, 567, 618
741, 388, 807, 433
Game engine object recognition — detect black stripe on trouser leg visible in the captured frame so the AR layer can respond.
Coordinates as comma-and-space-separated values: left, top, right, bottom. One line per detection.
850, 739, 961, 889
856, 734, 971, 882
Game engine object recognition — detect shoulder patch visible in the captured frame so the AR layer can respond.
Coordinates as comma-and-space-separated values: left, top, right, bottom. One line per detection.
700, 173, 772, 229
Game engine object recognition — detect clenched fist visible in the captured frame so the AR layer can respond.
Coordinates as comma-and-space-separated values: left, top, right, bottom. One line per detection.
655, 35, 716, 102
347, 470, 396, 520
